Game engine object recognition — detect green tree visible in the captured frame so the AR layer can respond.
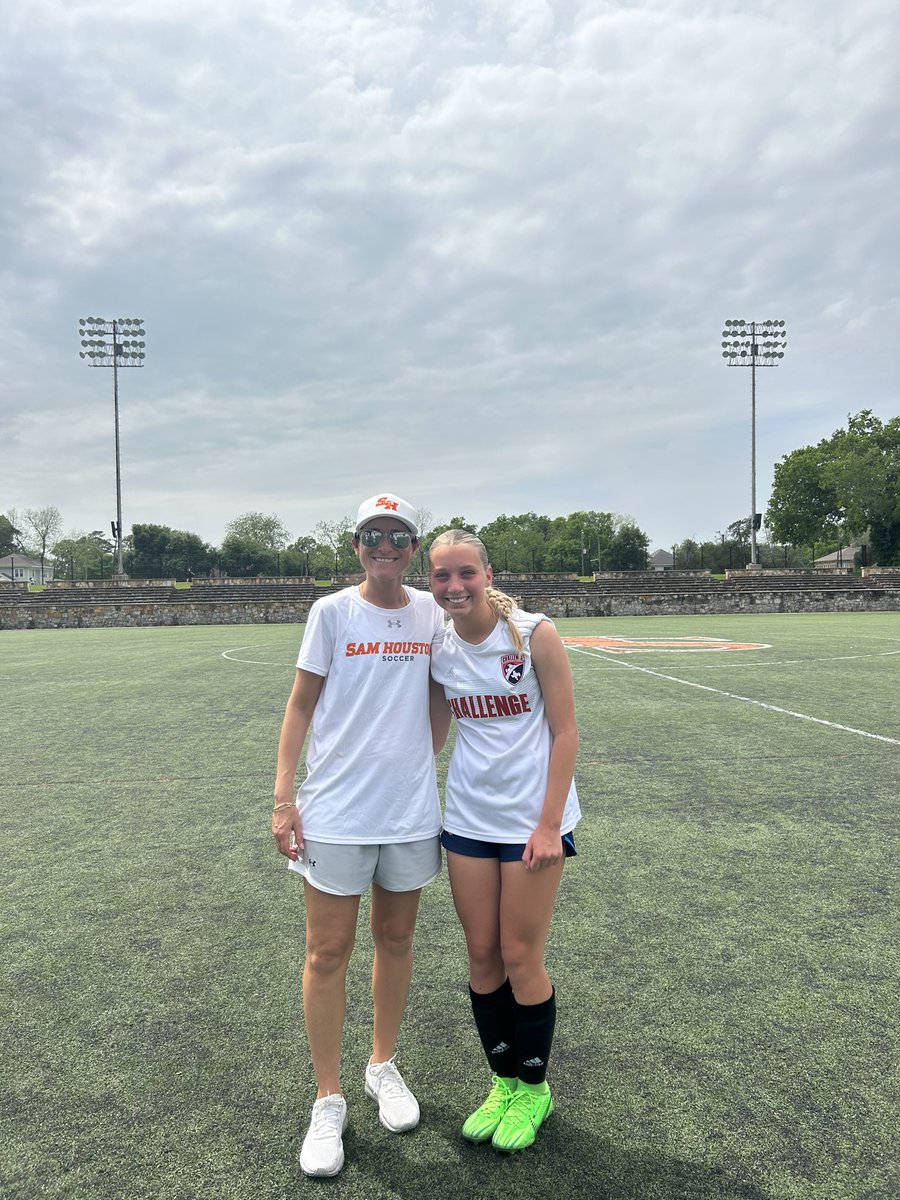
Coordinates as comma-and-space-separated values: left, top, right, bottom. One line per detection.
224, 511, 291, 548
49, 530, 115, 579
606, 522, 650, 570
129, 524, 216, 578
284, 535, 318, 576
0, 513, 18, 556
428, 516, 479, 541
539, 511, 625, 574
477, 513, 552, 573
674, 538, 702, 569
545, 516, 581, 573
766, 445, 842, 546
568, 511, 617, 574
768, 411, 900, 564
722, 518, 751, 566
313, 517, 355, 577
469, 510, 648, 575
420, 516, 479, 571
830, 411, 900, 564
129, 524, 171, 576
220, 512, 292, 576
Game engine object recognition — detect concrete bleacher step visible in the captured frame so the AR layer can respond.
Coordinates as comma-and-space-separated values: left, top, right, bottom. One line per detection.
3, 572, 894, 631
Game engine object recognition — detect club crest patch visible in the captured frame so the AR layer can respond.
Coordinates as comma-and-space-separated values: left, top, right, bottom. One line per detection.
501, 653, 525, 685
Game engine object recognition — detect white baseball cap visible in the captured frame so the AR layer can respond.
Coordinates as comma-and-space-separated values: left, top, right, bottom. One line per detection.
354, 493, 419, 538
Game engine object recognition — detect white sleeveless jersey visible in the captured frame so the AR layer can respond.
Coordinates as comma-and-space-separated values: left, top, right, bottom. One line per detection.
431, 610, 581, 843
291, 585, 444, 845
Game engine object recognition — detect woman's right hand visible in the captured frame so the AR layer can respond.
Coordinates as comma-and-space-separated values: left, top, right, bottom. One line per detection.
272, 669, 325, 862
272, 799, 304, 861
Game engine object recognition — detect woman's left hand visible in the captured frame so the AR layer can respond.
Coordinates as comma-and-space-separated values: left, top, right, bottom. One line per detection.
521, 824, 564, 872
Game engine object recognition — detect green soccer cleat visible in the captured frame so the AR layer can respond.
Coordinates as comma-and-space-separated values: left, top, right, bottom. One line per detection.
491, 1084, 553, 1152
461, 1076, 518, 1143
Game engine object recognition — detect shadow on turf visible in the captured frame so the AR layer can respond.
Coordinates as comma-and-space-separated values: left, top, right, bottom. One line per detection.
298, 1100, 771, 1200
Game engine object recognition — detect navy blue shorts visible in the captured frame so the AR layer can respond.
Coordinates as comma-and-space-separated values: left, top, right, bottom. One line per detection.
440, 830, 577, 862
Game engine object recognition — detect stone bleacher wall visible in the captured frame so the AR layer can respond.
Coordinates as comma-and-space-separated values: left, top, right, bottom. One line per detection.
0, 595, 316, 630
520, 588, 900, 618
1, 570, 898, 630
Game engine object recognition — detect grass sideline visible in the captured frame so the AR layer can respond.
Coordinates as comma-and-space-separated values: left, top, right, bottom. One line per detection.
2, 613, 898, 1200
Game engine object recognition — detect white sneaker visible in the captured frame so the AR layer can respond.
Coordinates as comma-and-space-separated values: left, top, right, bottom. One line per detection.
364, 1057, 420, 1132
299, 1094, 348, 1177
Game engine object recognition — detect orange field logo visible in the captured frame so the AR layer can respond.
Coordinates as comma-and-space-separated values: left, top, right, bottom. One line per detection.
562, 636, 770, 654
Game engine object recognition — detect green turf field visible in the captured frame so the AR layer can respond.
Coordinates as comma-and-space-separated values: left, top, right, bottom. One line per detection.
2, 613, 898, 1200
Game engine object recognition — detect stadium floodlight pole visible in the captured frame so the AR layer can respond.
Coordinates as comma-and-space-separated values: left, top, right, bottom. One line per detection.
78, 317, 146, 576
721, 318, 786, 566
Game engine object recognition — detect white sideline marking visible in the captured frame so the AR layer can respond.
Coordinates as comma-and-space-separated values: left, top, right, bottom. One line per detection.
566, 646, 900, 747
641, 649, 900, 671
728, 650, 900, 668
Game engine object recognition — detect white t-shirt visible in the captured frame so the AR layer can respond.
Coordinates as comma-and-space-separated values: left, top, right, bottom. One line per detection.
431, 610, 581, 843
291, 585, 445, 844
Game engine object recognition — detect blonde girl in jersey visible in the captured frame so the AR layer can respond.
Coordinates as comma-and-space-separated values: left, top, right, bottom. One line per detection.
428, 529, 580, 1153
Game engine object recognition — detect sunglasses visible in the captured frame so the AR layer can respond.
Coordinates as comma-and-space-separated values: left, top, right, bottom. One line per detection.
355, 529, 415, 549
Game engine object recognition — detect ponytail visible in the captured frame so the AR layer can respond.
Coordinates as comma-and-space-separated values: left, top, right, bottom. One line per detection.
485, 586, 524, 654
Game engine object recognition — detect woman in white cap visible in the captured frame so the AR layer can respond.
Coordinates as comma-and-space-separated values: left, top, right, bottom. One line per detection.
272, 494, 446, 1177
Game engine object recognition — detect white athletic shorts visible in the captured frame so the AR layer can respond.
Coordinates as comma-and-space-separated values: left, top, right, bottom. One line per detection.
288, 835, 442, 897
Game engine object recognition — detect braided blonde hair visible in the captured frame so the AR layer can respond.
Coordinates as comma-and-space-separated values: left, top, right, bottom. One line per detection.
429, 529, 524, 654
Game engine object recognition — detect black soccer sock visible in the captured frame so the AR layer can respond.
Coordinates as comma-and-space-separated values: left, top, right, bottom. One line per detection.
469, 979, 517, 1078
513, 988, 557, 1085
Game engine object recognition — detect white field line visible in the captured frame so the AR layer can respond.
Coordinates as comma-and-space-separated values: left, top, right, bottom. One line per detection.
222, 646, 291, 667
720, 650, 900, 669
629, 649, 900, 671
566, 646, 900, 747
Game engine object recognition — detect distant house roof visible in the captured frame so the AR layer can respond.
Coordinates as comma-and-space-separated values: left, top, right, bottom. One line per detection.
0, 553, 55, 583
649, 548, 674, 568
814, 545, 863, 566
0, 553, 42, 569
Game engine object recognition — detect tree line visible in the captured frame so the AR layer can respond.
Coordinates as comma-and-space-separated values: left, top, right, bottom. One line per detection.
1, 507, 651, 580
5, 411, 897, 578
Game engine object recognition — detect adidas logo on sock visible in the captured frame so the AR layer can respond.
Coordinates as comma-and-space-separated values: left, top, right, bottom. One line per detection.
492, 1042, 511, 1054
523, 1056, 545, 1067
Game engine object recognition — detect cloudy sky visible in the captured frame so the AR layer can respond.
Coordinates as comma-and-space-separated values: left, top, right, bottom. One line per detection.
3, 0, 898, 553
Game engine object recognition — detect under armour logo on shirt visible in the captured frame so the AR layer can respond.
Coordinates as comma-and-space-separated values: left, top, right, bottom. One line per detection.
387, 619, 402, 627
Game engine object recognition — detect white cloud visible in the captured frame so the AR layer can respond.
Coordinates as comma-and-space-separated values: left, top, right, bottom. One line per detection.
2, 0, 898, 547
